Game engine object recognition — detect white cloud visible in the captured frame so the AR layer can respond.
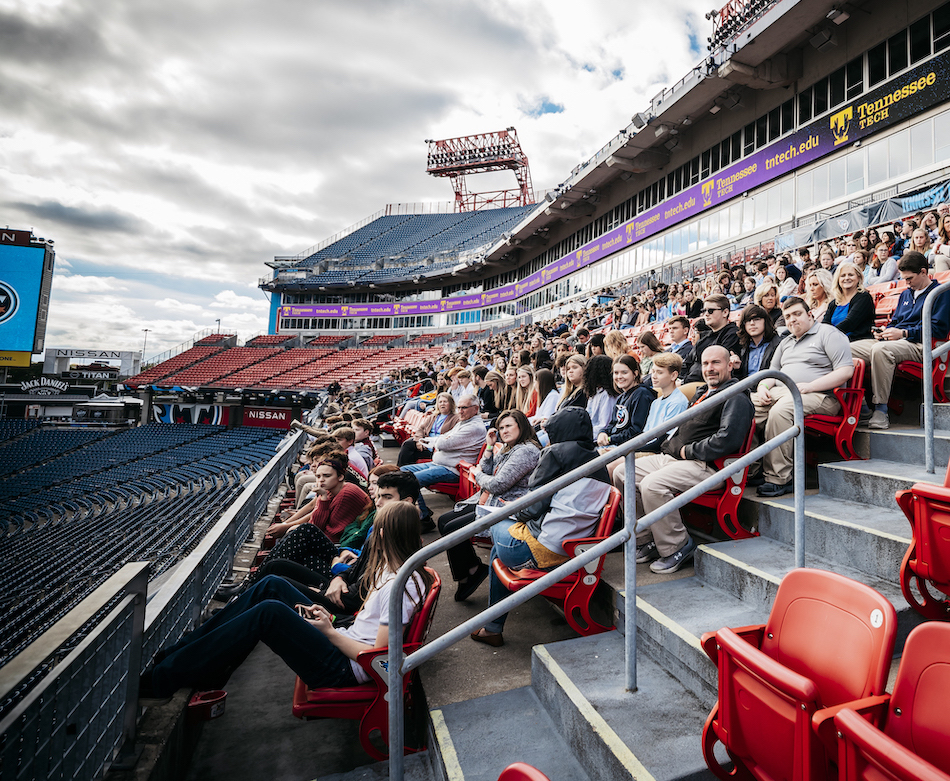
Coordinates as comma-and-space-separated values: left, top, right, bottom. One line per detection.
1, 0, 714, 357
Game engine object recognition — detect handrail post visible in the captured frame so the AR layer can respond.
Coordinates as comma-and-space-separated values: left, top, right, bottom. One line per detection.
920, 279, 950, 474
624, 450, 638, 691
792, 380, 806, 568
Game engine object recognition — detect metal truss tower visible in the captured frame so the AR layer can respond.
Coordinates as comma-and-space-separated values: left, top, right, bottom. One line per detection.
425, 127, 534, 212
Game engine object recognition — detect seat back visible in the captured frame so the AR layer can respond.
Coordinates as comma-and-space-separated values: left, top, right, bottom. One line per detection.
835, 622, 950, 781
883, 621, 950, 772
404, 568, 442, 647
497, 763, 552, 781
762, 568, 896, 706
901, 480, 950, 595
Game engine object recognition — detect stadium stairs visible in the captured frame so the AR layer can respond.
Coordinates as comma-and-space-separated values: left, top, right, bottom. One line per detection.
404, 400, 936, 781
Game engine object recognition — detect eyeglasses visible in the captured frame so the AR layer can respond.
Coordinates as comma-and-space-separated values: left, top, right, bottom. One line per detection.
703, 307, 722, 314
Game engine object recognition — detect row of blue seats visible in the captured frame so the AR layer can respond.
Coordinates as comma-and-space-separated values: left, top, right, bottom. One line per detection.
0, 474, 248, 673
0, 427, 283, 530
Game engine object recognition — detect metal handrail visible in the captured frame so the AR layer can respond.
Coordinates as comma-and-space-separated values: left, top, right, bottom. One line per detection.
921, 280, 950, 473
386, 369, 805, 781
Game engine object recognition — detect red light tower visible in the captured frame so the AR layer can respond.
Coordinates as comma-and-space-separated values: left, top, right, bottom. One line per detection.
425, 127, 534, 212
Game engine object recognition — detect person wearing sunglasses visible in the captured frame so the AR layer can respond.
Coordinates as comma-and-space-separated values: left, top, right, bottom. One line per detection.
679, 294, 741, 399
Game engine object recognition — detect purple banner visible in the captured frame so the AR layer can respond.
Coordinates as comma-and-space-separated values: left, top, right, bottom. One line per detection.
283, 53, 950, 321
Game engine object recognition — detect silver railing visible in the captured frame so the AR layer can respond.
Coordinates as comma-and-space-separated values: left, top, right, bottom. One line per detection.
386, 369, 805, 781
921, 280, 950, 473
0, 564, 149, 781
0, 431, 305, 781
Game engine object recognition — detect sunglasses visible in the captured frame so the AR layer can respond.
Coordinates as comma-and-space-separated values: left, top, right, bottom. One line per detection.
703, 307, 722, 314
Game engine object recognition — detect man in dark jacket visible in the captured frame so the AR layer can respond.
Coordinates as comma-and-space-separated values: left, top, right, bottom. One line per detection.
680, 294, 740, 386
628, 345, 754, 574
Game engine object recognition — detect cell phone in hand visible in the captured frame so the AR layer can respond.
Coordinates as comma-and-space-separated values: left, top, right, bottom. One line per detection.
296, 605, 310, 618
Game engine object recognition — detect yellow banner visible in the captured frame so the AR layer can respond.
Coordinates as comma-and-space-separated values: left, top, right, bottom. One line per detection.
0, 351, 32, 367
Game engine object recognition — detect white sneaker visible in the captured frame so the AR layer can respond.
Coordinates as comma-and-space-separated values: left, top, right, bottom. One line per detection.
867, 410, 889, 430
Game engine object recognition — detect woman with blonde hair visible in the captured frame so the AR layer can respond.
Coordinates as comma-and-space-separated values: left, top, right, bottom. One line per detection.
557, 353, 588, 411
604, 330, 631, 361
482, 370, 506, 423
753, 279, 785, 330
911, 227, 932, 260
804, 268, 835, 322
823, 261, 874, 342
514, 365, 539, 417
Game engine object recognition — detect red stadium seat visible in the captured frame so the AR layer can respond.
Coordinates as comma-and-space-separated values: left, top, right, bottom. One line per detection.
491, 487, 621, 636
687, 420, 757, 540
895, 458, 950, 619
804, 358, 865, 461
497, 764, 552, 781
291, 568, 441, 760
893, 335, 950, 407
700, 568, 897, 781
834, 622, 950, 781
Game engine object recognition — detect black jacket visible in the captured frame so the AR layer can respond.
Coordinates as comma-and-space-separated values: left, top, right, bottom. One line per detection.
682, 324, 741, 384
662, 378, 754, 466
515, 407, 609, 523
823, 291, 875, 342
601, 384, 654, 446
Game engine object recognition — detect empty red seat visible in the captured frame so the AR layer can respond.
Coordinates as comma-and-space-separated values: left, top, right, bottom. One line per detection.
835, 621, 950, 781
701, 568, 897, 781
895, 457, 950, 619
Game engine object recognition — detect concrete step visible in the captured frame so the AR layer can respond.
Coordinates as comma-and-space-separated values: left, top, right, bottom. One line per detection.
931, 403, 950, 431
532, 633, 715, 781
817, 458, 943, 509
615, 575, 768, 708
429, 687, 590, 781
853, 426, 950, 465
749, 493, 910, 583
693, 536, 925, 651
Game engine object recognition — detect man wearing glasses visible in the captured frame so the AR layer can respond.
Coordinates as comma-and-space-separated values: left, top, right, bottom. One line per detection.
400, 394, 486, 529
681, 294, 741, 390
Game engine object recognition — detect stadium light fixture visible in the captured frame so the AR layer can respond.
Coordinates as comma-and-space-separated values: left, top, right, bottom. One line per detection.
654, 125, 669, 138
631, 112, 650, 129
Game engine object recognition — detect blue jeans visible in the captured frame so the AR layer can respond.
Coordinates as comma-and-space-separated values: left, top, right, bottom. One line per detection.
151, 576, 357, 696
484, 520, 540, 633
400, 462, 459, 518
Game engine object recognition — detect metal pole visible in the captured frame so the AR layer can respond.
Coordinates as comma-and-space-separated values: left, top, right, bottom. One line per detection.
623, 450, 638, 691
920, 280, 950, 474
792, 380, 806, 568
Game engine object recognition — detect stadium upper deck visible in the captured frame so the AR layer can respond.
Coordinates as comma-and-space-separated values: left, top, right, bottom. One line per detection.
265, 0, 950, 339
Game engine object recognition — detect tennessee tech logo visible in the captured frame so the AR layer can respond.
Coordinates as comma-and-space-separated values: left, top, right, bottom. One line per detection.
340, 305, 348, 316
0, 281, 18, 325
392, 303, 400, 314
831, 107, 853, 146
440, 300, 447, 311
702, 180, 715, 208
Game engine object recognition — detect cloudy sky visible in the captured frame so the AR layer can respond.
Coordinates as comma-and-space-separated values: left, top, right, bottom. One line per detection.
0, 0, 711, 359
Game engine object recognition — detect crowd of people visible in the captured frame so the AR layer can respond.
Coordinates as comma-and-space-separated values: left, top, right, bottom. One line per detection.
140, 210, 950, 698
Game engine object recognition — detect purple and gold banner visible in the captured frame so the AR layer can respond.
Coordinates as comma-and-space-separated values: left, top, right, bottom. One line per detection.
283, 53, 950, 320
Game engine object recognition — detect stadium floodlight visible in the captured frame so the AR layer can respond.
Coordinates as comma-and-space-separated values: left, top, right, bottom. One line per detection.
654, 125, 669, 138
631, 112, 650, 129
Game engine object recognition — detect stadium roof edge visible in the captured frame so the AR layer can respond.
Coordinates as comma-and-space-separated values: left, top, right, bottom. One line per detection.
483, 0, 870, 265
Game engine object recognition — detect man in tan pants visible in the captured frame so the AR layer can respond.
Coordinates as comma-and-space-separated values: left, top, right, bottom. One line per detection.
615, 346, 754, 575
753, 297, 853, 497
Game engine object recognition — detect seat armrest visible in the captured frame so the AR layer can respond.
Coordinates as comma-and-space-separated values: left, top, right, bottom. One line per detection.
717, 626, 818, 702
355, 642, 424, 691
562, 535, 610, 558
812, 694, 889, 753
701, 625, 764, 664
